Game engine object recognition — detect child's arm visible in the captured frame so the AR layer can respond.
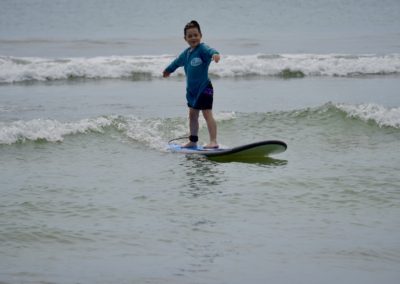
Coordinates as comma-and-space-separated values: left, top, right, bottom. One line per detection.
163, 51, 186, 77
202, 44, 220, 64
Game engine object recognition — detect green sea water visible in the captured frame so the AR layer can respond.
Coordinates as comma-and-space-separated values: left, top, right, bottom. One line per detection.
1, 77, 400, 284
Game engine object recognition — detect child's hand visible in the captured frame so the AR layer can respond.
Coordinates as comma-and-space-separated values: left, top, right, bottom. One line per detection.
212, 54, 220, 63
163, 70, 170, 78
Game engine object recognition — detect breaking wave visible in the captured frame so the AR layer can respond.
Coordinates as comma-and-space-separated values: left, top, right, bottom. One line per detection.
0, 112, 237, 146
335, 103, 400, 129
1, 53, 400, 83
283, 103, 400, 129
1, 103, 398, 146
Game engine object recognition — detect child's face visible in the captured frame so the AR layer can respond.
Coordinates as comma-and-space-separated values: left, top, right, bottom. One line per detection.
184, 28, 202, 49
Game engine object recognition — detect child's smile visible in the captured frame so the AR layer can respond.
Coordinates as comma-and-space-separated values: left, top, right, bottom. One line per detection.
185, 28, 202, 49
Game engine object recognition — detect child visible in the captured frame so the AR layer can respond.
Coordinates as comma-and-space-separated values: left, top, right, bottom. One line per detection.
163, 20, 220, 148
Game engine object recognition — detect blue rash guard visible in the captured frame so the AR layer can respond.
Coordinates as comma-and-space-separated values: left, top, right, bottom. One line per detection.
165, 43, 219, 108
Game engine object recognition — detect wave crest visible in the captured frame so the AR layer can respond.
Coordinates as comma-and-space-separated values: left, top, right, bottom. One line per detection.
0, 112, 237, 146
285, 103, 400, 129
0, 117, 113, 144
335, 103, 400, 128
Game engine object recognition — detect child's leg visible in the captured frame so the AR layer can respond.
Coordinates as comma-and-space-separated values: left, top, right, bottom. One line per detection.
202, 109, 218, 148
182, 108, 200, 147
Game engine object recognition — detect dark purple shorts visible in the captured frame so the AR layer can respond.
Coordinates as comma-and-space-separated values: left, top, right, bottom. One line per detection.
188, 82, 214, 110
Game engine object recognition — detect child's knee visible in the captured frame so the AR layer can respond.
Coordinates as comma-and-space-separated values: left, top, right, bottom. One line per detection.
202, 110, 213, 120
189, 109, 200, 120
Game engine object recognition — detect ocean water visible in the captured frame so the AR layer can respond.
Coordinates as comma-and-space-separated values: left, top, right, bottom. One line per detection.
1, 1, 400, 283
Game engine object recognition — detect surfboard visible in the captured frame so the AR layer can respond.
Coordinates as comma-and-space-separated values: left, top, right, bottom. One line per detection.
168, 140, 287, 159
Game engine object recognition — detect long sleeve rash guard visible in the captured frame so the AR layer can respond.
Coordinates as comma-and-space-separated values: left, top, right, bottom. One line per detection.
165, 43, 219, 107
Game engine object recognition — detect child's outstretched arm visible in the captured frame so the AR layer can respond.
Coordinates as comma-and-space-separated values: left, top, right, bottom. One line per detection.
202, 44, 220, 64
163, 51, 186, 78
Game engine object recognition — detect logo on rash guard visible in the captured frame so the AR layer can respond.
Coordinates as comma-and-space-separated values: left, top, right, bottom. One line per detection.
190, 57, 203, 67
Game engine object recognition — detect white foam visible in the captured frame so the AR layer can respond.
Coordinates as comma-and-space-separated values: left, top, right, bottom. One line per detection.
116, 116, 173, 150
1, 53, 400, 83
0, 55, 176, 83
0, 117, 113, 144
214, 53, 400, 77
336, 103, 400, 128
214, 111, 236, 121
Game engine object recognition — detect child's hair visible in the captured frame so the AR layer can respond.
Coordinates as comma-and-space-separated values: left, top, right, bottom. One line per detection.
184, 20, 202, 36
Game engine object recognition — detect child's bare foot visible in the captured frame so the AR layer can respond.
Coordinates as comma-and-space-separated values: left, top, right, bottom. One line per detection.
182, 141, 197, 148
203, 142, 219, 149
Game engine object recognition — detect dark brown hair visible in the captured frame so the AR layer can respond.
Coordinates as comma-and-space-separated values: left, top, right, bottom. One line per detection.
184, 20, 202, 36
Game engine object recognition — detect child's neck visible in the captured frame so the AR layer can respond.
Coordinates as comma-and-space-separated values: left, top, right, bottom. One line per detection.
189, 43, 201, 51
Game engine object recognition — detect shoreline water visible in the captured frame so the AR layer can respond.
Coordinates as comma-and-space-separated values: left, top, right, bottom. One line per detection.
2, 33, 400, 57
